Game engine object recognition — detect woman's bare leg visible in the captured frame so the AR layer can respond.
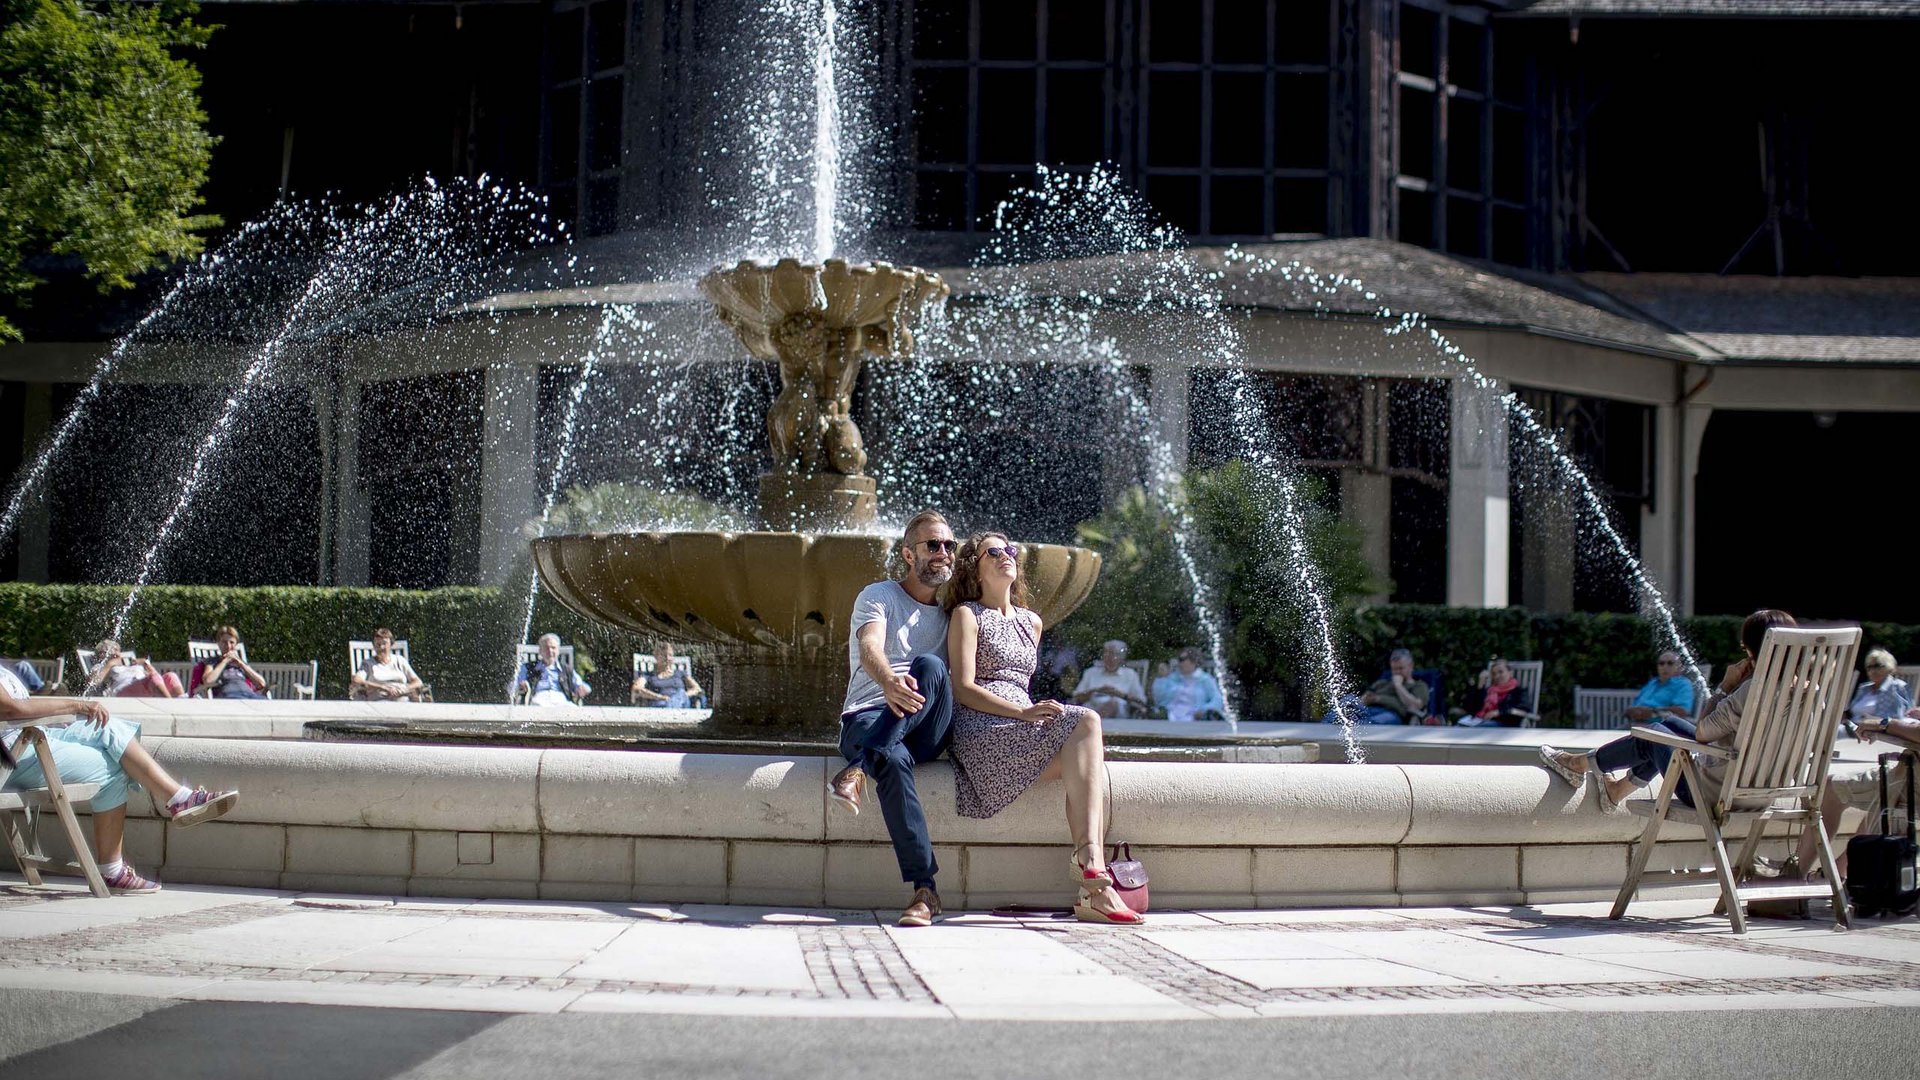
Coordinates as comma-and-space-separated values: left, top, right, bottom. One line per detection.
1040, 714, 1129, 914
115, 740, 183, 804
91, 806, 126, 865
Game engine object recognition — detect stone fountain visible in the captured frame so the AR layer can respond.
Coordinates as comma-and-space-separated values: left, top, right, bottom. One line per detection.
528, 258, 1104, 736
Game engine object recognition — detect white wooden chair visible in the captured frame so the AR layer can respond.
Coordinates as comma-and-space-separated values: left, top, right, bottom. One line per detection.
347, 640, 433, 702
1573, 686, 1638, 730
2, 657, 64, 696
1610, 625, 1861, 934
1507, 660, 1544, 727
630, 653, 704, 707
2, 720, 109, 897
186, 640, 316, 700
512, 643, 587, 704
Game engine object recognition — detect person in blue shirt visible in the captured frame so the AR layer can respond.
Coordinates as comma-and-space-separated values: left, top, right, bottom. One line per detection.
1625, 651, 1696, 723
1153, 647, 1226, 723
1847, 648, 1912, 724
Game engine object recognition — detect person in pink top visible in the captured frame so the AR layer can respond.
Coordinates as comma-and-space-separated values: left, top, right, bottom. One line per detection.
83, 640, 183, 699
1456, 657, 1532, 727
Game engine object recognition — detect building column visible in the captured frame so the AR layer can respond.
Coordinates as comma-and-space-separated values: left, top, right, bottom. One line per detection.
1148, 360, 1190, 485
1519, 491, 1576, 613
1342, 379, 1391, 603
329, 376, 371, 585
1677, 402, 1712, 617
14, 383, 53, 582
479, 363, 539, 585
1637, 402, 1682, 605
1446, 377, 1510, 608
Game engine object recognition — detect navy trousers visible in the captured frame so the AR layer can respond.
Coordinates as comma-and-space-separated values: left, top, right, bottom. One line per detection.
838, 654, 953, 883
1594, 716, 1697, 807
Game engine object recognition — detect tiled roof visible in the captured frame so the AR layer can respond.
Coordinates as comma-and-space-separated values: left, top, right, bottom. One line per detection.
1505, 1, 1920, 16
1576, 272, 1920, 363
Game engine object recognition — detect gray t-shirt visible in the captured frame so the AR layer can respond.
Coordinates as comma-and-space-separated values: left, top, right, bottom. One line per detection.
841, 580, 949, 716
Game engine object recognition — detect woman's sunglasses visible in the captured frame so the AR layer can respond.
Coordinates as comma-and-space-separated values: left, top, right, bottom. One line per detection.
982, 544, 1020, 560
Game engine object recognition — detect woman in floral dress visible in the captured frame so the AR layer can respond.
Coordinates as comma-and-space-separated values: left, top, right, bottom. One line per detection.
945, 532, 1142, 925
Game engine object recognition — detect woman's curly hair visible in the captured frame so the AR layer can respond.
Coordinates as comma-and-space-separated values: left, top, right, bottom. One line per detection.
944, 531, 1028, 612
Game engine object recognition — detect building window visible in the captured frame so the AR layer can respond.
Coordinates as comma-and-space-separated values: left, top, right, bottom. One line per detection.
908, 0, 1333, 239
1393, 3, 1530, 262
543, 0, 628, 236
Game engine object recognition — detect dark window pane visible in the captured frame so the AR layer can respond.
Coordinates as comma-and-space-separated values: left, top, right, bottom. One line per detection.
914, 0, 969, 60
588, 76, 624, 172
1492, 29, 1528, 102
1446, 96, 1482, 191
1273, 73, 1327, 168
1046, 69, 1108, 164
1493, 204, 1528, 265
1148, 173, 1201, 234
590, 0, 626, 71
1272, 176, 1326, 233
1212, 72, 1266, 167
1398, 85, 1434, 180
1446, 19, 1484, 91
550, 7, 584, 83
1047, 0, 1109, 61
1398, 188, 1433, 246
1213, 0, 1267, 64
548, 183, 579, 229
1275, 0, 1329, 65
978, 69, 1038, 163
1493, 106, 1527, 201
1148, 0, 1200, 62
1446, 195, 1484, 257
913, 68, 970, 164
1210, 175, 1267, 236
586, 175, 621, 235
975, 170, 1037, 226
1399, 4, 1437, 78
914, 170, 969, 230
980, 0, 1038, 59
548, 87, 581, 181
1146, 71, 1201, 166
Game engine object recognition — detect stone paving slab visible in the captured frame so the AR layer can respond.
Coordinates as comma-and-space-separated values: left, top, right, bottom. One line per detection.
5, 873, 1920, 1022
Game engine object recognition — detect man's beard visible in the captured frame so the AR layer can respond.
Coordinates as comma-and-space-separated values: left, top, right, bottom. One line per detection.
915, 563, 953, 588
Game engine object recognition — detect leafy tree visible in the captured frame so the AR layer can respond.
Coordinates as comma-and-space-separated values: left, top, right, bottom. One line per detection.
0, 0, 218, 341
1063, 463, 1384, 719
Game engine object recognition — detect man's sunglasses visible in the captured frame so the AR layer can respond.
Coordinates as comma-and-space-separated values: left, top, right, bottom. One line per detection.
982, 544, 1020, 560
918, 539, 958, 554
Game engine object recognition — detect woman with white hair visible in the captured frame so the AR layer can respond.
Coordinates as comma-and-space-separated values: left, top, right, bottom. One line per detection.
1847, 648, 1912, 724
1070, 640, 1148, 718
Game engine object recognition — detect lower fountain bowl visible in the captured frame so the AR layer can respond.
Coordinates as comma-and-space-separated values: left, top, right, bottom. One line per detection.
529, 530, 1103, 735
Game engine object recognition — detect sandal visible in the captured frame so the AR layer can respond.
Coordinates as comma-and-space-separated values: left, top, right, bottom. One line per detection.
1539, 745, 1586, 788
1069, 844, 1113, 893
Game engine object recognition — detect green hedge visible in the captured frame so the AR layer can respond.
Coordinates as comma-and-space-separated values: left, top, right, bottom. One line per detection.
1346, 606, 1920, 725
0, 581, 674, 704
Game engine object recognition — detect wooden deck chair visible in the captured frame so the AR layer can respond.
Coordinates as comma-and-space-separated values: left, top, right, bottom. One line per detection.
1507, 661, 1544, 727
2, 657, 65, 697
1, 722, 110, 897
1610, 625, 1860, 934
348, 640, 433, 702
512, 643, 585, 704
1574, 687, 1638, 730
630, 653, 704, 707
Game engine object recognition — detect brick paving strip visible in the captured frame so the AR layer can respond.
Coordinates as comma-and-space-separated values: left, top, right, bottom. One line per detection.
2, 888, 1915, 1010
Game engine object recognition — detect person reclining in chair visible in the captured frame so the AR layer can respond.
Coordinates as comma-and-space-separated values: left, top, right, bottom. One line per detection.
512, 634, 591, 706
2, 667, 238, 893
1539, 610, 1795, 813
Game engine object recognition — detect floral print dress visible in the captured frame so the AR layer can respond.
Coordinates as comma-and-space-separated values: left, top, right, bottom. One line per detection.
950, 601, 1093, 818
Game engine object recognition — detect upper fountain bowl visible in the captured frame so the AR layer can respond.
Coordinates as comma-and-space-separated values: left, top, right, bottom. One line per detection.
698, 258, 951, 360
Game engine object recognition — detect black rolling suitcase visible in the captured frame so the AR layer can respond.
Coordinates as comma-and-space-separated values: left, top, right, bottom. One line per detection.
1845, 752, 1919, 918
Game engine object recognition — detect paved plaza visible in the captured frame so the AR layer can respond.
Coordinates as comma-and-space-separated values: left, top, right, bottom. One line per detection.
1, 875, 1917, 1077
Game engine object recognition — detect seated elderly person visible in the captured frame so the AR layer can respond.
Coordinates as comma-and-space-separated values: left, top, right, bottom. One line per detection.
1847, 649, 1912, 725
83, 640, 183, 699
1153, 647, 1226, 723
1624, 650, 1697, 722
1071, 640, 1149, 719
1323, 649, 1429, 725
350, 628, 427, 702
1540, 609, 1795, 813
631, 642, 702, 708
1456, 658, 1533, 728
2, 666, 238, 893
512, 633, 591, 706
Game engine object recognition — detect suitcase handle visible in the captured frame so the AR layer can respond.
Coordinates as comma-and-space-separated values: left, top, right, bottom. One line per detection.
1877, 752, 1917, 844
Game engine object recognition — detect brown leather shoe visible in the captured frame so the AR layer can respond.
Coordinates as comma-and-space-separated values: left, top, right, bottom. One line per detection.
898, 887, 941, 927
828, 764, 864, 815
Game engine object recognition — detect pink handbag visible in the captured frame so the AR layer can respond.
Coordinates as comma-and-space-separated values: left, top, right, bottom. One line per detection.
1106, 842, 1149, 914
